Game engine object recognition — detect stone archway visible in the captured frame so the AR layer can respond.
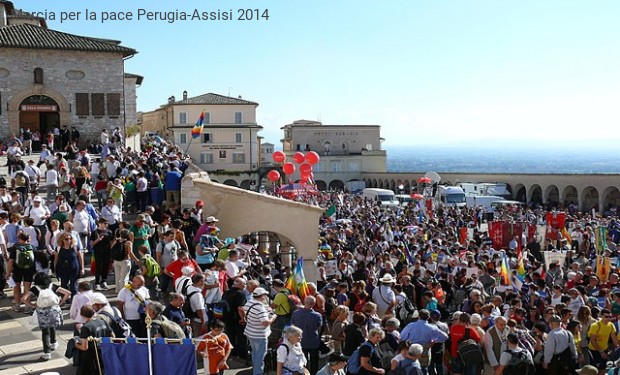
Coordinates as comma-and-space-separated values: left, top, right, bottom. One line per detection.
223, 179, 238, 187
562, 185, 578, 205
529, 185, 542, 205
602, 186, 620, 213
329, 179, 344, 191
544, 185, 560, 207
582, 186, 599, 212
7, 86, 71, 137
240, 179, 253, 190
514, 185, 526, 202
182, 170, 324, 281
315, 180, 327, 191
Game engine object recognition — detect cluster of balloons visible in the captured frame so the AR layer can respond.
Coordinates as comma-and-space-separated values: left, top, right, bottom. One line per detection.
267, 150, 321, 182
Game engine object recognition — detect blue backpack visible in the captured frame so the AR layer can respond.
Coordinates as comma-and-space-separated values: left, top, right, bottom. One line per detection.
348, 342, 374, 374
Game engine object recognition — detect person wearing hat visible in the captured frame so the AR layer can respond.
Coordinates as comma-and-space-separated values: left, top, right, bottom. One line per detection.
243, 286, 276, 375
316, 352, 348, 375
372, 274, 397, 318
544, 314, 578, 374
191, 200, 204, 223
192, 215, 220, 246
24, 158, 41, 188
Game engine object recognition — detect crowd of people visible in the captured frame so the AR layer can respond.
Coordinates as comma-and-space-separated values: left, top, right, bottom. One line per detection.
3, 128, 620, 375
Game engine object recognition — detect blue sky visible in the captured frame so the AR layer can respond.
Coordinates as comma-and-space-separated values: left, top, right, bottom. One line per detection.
14, 0, 620, 147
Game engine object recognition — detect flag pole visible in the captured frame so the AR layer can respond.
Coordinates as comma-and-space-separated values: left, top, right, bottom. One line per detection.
186, 109, 206, 154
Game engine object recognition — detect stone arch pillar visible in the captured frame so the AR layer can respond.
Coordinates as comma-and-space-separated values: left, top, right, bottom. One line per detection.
7, 86, 72, 135
181, 163, 324, 281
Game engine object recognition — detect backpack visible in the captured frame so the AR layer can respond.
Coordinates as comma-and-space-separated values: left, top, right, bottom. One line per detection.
99, 309, 135, 339
348, 341, 374, 375
37, 287, 60, 308
457, 327, 484, 366
111, 241, 127, 261
389, 358, 415, 375
503, 349, 536, 375
376, 336, 397, 370
14, 244, 35, 269
182, 290, 200, 321
15, 172, 28, 188
0, 175, 6, 186
277, 289, 301, 316
69, 176, 77, 189
152, 316, 186, 339
142, 254, 161, 277
353, 292, 367, 313
395, 297, 416, 325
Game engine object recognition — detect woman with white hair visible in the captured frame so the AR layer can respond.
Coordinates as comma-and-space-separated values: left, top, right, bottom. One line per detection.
358, 328, 386, 375
276, 325, 308, 375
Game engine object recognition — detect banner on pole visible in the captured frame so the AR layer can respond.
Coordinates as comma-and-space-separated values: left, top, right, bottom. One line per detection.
543, 251, 567, 270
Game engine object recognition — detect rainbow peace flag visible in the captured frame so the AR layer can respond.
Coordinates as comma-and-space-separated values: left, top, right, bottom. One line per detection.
285, 258, 309, 301
499, 253, 510, 286
516, 243, 526, 281
191, 111, 205, 139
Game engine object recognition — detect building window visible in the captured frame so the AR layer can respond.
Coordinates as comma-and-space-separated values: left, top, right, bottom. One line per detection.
348, 161, 361, 172
219, 150, 227, 159
330, 161, 341, 172
92, 93, 105, 116
75, 93, 90, 116
201, 133, 212, 143
204, 112, 211, 124
107, 93, 121, 116
33, 68, 43, 84
179, 112, 187, 124
235, 133, 242, 143
200, 153, 213, 164
234, 112, 242, 124
179, 133, 187, 144
233, 153, 245, 164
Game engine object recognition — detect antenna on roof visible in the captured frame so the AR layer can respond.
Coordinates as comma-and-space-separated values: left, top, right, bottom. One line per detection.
228, 87, 232, 97
317, 113, 321, 121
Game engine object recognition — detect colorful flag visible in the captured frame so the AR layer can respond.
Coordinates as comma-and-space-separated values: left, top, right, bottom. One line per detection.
324, 205, 336, 222
191, 111, 206, 139
402, 240, 414, 265
285, 258, 309, 300
595, 226, 608, 255
597, 256, 611, 282
516, 242, 526, 281
499, 253, 510, 286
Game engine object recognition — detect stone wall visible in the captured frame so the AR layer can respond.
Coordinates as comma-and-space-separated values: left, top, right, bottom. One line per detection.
0, 48, 127, 142
180, 162, 324, 281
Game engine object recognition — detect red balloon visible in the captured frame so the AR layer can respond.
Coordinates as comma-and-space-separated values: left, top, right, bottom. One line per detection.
282, 162, 295, 175
293, 152, 305, 164
306, 151, 320, 165
267, 170, 280, 182
299, 163, 312, 176
300, 176, 308, 183
272, 151, 286, 163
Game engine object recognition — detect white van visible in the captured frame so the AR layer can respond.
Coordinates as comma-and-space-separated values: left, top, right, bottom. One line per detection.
437, 186, 466, 207
395, 194, 413, 207
362, 188, 399, 208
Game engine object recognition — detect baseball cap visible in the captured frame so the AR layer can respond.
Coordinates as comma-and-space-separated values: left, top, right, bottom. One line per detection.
91, 293, 108, 305
252, 287, 269, 297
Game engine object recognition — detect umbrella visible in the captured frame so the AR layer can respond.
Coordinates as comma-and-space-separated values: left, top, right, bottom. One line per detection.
410, 193, 424, 200
417, 177, 432, 184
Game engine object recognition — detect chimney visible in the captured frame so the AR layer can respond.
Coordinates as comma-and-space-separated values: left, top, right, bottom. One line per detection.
238, 95, 242, 99
183, 90, 188, 101
168, 95, 175, 104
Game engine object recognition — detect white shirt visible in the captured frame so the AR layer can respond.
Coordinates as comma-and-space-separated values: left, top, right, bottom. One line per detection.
117, 286, 150, 320
372, 285, 396, 317
70, 290, 94, 323
186, 285, 206, 323
25, 164, 41, 181
25, 204, 50, 226
100, 204, 122, 225
72, 209, 90, 234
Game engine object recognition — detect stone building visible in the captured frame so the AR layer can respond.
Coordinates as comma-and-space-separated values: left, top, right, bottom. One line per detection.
280, 120, 387, 190
0, 0, 140, 143
142, 91, 263, 188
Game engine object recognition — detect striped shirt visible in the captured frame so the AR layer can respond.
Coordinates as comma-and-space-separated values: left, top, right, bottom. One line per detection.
243, 301, 271, 339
